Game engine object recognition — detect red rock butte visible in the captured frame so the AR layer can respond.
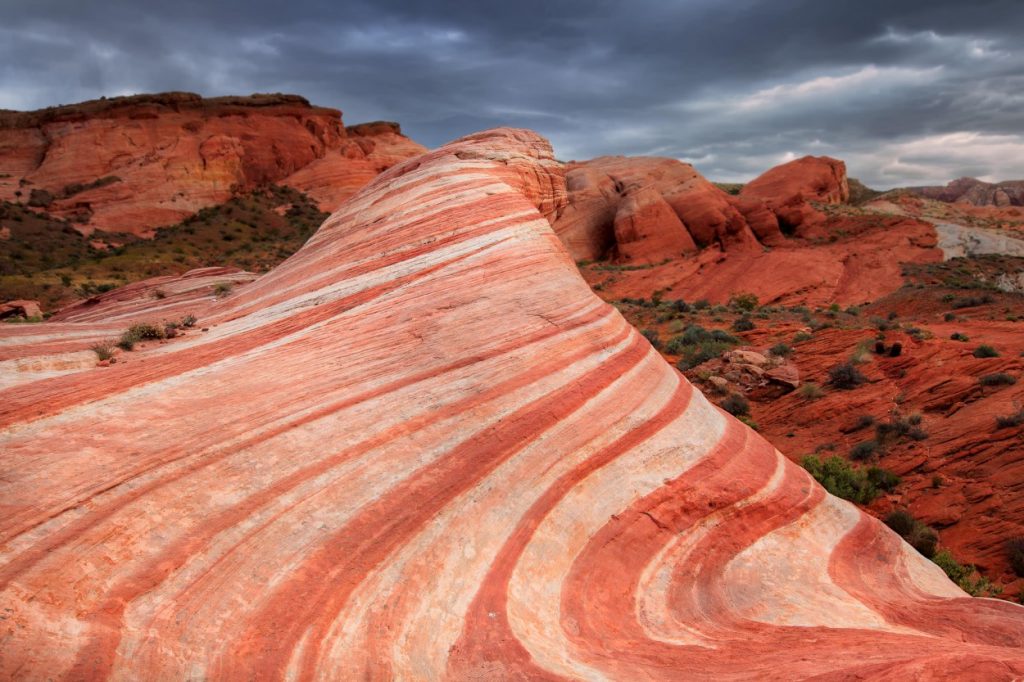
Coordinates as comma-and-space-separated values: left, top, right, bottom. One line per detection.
0, 92, 426, 235
1, 129, 1023, 680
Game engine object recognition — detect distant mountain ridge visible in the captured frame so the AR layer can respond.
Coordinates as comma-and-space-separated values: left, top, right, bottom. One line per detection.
904, 177, 1024, 207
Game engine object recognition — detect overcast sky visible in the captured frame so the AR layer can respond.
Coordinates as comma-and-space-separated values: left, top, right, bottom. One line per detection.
3, 0, 1023, 188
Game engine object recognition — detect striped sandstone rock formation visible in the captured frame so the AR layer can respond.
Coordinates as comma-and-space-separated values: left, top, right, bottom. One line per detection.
1, 129, 1023, 680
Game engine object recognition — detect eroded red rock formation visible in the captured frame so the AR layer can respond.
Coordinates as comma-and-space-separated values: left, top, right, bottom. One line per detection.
0, 92, 426, 235
2, 129, 1023, 679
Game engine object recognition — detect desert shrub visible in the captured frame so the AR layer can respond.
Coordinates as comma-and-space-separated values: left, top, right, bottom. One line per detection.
944, 312, 957, 322
117, 322, 164, 351
793, 331, 813, 343
949, 332, 969, 342
641, 328, 662, 350
152, 289, 167, 299
181, 314, 197, 328
675, 341, 733, 370
797, 382, 824, 401
973, 344, 1000, 358
888, 342, 903, 357
801, 455, 878, 504
693, 299, 710, 310
876, 415, 928, 443
720, 393, 750, 417
769, 342, 793, 358
996, 409, 1024, 429
885, 510, 939, 558
850, 440, 879, 461
213, 282, 233, 297
979, 373, 1016, 387
932, 550, 994, 596
827, 362, 867, 389
866, 466, 900, 492
731, 315, 755, 332
1008, 537, 1024, 577
729, 292, 759, 312
952, 294, 993, 309
91, 343, 115, 361
852, 414, 875, 431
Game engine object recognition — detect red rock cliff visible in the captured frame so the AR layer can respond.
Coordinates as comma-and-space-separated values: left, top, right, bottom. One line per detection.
0, 92, 426, 235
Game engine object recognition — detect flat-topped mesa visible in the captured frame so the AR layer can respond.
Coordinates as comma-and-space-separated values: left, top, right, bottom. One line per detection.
0, 92, 426, 235
1, 128, 1023, 680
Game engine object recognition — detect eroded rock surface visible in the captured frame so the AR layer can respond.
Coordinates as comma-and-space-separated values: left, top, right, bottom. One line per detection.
0, 93, 425, 235
1, 129, 1023, 680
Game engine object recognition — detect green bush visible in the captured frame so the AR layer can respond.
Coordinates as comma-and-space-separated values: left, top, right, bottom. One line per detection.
979, 373, 1016, 387
797, 382, 824, 401
720, 393, 750, 417
675, 341, 733, 370
641, 328, 662, 350
728, 292, 759, 312
827, 362, 867, 389
973, 344, 1000, 358
949, 332, 969, 342
731, 315, 755, 332
213, 282, 233, 297
884, 510, 938, 558
91, 343, 115, 361
769, 342, 793, 358
932, 550, 994, 596
793, 331, 813, 343
866, 466, 900, 491
117, 322, 165, 351
850, 440, 879, 461
801, 455, 878, 504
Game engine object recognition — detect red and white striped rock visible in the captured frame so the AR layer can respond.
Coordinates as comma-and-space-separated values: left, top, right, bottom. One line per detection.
1, 128, 1022, 680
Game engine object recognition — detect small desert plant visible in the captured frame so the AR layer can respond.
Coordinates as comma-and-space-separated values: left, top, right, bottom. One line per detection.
932, 550, 995, 596
769, 342, 793, 358
181, 314, 197, 328
949, 332, 969, 342
885, 510, 938, 558
720, 393, 750, 417
731, 315, 755, 332
996, 409, 1024, 429
91, 343, 115, 361
866, 466, 900, 492
979, 373, 1016, 387
152, 289, 167, 299
797, 382, 824, 401
850, 440, 880, 461
1007, 537, 1024, 577
828, 362, 867, 389
852, 414, 876, 431
117, 322, 165, 351
728, 292, 759, 312
801, 455, 878, 504
641, 328, 662, 350
793, 331, 813, 343
213, 282, 233, 297
973, 344, 1000, 358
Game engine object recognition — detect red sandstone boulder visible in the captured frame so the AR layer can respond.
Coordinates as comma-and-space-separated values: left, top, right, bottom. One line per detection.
741, 155, 850, 206
613, 187, 696, 262
0, 299, 42, 319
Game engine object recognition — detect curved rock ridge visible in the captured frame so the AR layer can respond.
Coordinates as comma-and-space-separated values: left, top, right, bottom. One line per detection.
0, 92, 426, 235
907, 177, 1024, 207
1, 128, 1023, 680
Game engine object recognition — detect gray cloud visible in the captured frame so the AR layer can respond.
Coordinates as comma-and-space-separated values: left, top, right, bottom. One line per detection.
2, 0, 1024, 187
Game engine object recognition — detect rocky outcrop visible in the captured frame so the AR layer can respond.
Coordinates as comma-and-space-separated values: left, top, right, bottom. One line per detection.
0, 92, 425, 235
552, 156, 762, 263
908, 177, 1024, 207
2, 129, 1023, 679
740, 155, 849, 235
0, 299, 41, 320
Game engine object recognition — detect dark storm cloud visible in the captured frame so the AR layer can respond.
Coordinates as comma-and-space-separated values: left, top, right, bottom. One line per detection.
3, 0, 1024, 187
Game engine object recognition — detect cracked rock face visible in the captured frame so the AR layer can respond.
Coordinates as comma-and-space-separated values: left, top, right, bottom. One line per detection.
2, 128, 1023, 680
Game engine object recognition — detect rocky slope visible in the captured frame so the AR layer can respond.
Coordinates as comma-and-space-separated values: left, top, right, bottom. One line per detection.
0, 92, 425, 235
2, 129, 1023, 679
